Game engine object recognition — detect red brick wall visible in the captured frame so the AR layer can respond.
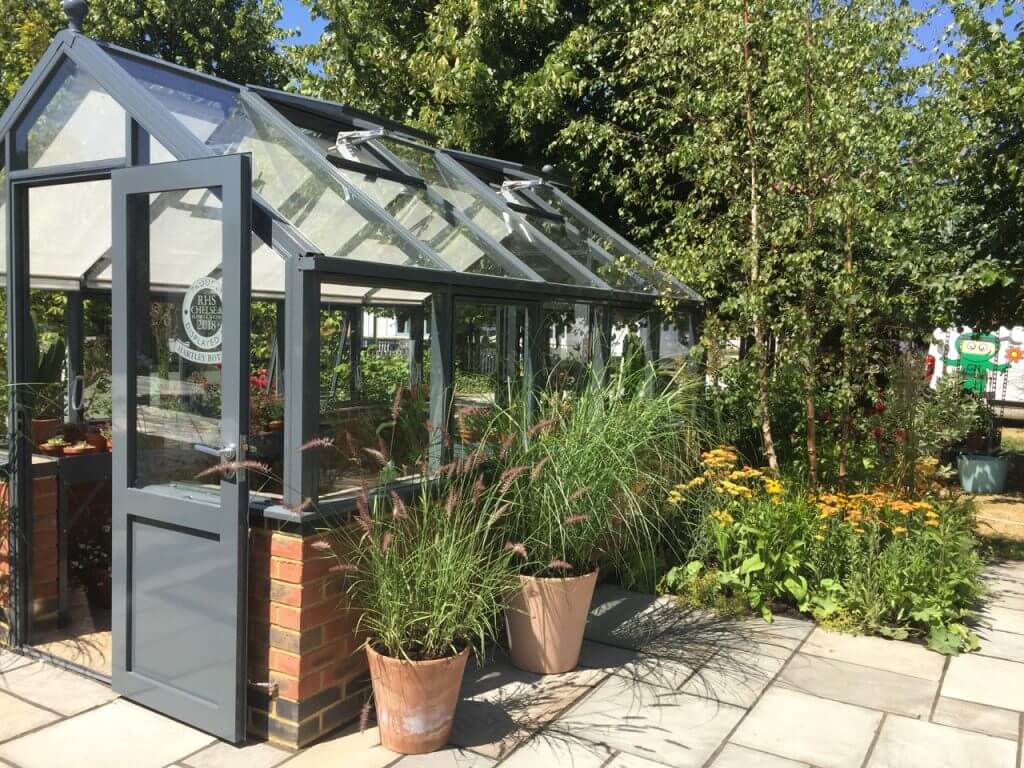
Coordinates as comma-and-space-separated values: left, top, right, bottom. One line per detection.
0, 477, 59, 629
247, 528, 368, 748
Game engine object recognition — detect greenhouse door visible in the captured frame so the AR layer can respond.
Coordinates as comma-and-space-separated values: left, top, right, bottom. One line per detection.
110, 155, 252, 743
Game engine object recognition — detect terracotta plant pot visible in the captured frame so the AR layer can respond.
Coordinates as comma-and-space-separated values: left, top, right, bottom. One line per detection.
64, 444, 97, 456
266, 419, 284, 432
31, 418, 62, 447
505, 569, 598, 675
106, 439, 114, 451
366, 644, 469, 755
85, 432, 107, 451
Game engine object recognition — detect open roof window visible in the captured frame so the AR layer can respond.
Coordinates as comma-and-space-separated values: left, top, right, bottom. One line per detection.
14, 57, 126, 170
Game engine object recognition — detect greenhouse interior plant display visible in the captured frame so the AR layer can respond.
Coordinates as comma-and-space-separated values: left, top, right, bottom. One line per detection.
326, 460, 518, 754
497, 364, 700, 674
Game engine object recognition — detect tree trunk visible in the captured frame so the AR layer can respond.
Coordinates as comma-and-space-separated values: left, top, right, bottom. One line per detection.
803, 0, 818, 492
743, 0, 779, 472
838, 216, 854, 490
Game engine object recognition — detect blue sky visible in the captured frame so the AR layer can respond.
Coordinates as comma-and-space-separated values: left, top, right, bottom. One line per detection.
278, 0, 1020, 60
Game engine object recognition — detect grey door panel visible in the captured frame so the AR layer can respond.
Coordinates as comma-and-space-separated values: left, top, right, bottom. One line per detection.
111, 154, 252, 743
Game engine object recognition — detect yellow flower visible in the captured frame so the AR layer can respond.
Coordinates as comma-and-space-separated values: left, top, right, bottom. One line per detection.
711, 509, 735, 526
892, 526, 907, 534
667, 490, 683, 505
814, 534, 825, 541
925, 519, 940, 528
764, 478, 784, 496
853, 527, 865, 534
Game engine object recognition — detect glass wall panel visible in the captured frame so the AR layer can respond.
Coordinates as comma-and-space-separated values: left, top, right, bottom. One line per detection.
14, 58, 126, 169
131, 188, 237, 490
28, 180, 111, 281
453, 302, 526, 450
543, 302, 594, 393
314, 297, 429, 499
611, 307, 654, 374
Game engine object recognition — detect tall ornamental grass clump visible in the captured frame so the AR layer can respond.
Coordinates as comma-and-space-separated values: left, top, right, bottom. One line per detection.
495, 365, 706, 590
327, 460, 518, 661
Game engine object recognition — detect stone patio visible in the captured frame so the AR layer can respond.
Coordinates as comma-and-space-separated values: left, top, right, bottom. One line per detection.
3, 563, 1024, 767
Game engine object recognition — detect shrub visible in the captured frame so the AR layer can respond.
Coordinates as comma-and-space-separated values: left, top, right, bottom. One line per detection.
661, 446, 984, 653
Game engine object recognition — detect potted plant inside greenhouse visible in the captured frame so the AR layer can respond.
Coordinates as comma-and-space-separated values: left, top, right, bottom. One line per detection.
328, 460, 517, 754
498, 363, 695, 674
27, 323, 67, 448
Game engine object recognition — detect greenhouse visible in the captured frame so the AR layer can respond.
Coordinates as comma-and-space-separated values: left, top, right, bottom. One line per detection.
0, 16, 698, 747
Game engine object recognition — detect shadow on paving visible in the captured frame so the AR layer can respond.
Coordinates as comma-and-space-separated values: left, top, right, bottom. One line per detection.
446, 584, 807, 761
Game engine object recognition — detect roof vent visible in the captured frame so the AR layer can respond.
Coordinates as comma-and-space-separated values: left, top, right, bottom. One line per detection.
64, 0, 88, 32
500, 179, 547, 194
331, 128, 385, 162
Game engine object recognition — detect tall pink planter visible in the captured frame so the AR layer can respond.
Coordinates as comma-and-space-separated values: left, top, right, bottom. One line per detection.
505, 570, 598, 674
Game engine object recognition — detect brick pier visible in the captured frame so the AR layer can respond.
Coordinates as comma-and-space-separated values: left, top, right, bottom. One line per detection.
247, 528, 369, 748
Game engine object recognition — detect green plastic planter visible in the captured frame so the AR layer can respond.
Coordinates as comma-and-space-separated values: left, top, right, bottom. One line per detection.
957, 453, 1010, 494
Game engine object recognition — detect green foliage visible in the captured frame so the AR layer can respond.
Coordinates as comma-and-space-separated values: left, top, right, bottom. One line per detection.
0, 0, 295, 114
496, 365, 705, 589
661, 448, 985, 653
327, 467, 517, 661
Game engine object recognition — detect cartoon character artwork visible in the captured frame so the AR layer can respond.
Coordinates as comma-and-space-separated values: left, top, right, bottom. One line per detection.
943, 331, 1010, 394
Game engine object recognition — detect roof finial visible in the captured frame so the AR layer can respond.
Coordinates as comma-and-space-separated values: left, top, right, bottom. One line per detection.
63, 0, 88, 33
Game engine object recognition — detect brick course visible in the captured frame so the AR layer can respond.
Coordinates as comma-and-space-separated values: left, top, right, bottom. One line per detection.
247, 528, 368, 749
0, 477, 60, 629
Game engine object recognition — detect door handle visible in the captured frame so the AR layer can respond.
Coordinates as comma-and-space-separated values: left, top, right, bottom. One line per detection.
194, 443, 237, 462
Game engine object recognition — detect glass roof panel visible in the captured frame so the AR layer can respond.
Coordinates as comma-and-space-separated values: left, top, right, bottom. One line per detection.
111, 52, 434, 269
379, 139, 587, 286
528, 186, 679, 295
14, 57, 126, 169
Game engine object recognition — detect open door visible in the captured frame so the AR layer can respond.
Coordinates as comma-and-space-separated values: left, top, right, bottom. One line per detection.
110, 154, 252, 742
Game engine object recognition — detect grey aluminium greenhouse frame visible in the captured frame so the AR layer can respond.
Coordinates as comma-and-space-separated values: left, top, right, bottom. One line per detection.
0, 20, 700, 743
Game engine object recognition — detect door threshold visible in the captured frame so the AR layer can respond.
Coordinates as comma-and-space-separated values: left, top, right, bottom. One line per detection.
18, 645, 112, 686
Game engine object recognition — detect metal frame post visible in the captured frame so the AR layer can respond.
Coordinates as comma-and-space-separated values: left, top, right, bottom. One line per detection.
6, 147, 31, 647
429, 292, 454, 470
282, 261, 320, 507
524, 304, 546, 424
348, 307, 363, 401
409, 305, 424, 386
591, 303, 612, 385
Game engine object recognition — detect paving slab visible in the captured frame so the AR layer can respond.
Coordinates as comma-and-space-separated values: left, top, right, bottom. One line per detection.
712, 743, 811, 768
0, 690, 60, 743
181, 739, 292, 768
681, 647, 787, 707
867, 715, 1017, 768
930, 696, 1021, 741
579, 641, 697, 692
605, 750, 680, 767
0, 650, 32, 675
585, 585, 681, 650
282, 725, 393, 768
976, 626, 1024, 662
499, 733, 612, 768
800, 627, 944, 680
0, 699, 214, 768
942, 653, 1024, 712
451, 652, 603, 760
732, 687, 883, 768
978, 605, 1024, 636
393, 746, 497, 767
0, 661, 117, 716
777, 653, 937, 718
557, 673, 746, 768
